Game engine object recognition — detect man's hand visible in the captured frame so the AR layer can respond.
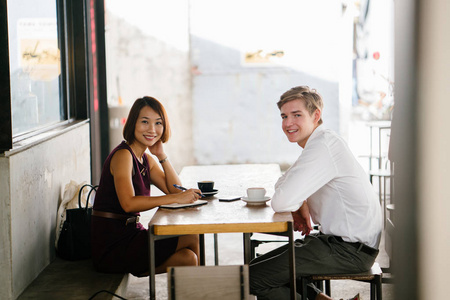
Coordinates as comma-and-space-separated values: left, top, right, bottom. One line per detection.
292, 201, 312, 235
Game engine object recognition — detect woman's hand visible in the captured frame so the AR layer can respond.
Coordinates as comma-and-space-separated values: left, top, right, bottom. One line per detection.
173, 189, 202, 204
292, 201, 312, 235
148, 140, 165, 159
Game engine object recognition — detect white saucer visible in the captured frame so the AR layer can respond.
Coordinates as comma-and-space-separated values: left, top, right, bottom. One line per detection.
241, 196, 271, 205
201, 189, 218, 197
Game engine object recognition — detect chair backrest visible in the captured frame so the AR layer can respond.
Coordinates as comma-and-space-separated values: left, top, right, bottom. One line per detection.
385, 217, 395, 265
168, 265, 250, 300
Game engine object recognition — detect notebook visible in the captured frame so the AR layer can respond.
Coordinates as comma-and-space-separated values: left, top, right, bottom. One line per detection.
160, 199, 208, 209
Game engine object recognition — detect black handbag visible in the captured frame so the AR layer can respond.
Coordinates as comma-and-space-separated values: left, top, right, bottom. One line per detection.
57, 184, 98, 260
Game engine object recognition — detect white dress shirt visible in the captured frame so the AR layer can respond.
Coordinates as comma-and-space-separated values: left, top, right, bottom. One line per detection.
271, 125, 382, 248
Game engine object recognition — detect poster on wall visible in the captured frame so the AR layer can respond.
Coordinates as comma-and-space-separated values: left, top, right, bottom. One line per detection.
17, 18, 60, 81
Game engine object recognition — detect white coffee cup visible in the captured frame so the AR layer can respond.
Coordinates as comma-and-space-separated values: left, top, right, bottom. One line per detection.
247, 187, 266, 200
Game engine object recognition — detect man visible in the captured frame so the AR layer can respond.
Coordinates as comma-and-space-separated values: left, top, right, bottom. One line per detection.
249, 86, 382, 300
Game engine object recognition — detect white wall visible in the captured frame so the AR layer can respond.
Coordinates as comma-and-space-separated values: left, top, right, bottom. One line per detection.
0, 123, 91, 299
190, 0, 351, 166
104, 0, 193, 172
104, 1, 354, 169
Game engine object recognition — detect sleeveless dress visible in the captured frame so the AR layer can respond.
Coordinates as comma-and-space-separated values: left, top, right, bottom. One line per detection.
91, 141, 178, 276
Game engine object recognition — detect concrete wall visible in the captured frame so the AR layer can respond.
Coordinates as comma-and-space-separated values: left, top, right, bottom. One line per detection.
104, 0, 193, 172
104, 0, 353, 170
0, 157, 13, 299
189, 0, 348, 166
0, 123, 91, 299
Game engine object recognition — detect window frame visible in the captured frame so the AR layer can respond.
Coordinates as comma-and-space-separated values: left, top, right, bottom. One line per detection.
0, 0, 89, 152
0, 0, 12, 151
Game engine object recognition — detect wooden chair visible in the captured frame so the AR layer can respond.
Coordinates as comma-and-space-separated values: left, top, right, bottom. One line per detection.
250, 232, 290, 258
369, 160, 393, 228
250, 226, 319, 258
167, 265, 250, 300
381, 211, 395, 284
299, 262, 383, 300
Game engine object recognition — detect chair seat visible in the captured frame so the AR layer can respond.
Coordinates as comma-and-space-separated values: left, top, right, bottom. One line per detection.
369, 169, 392, 177
300, 263, 383, 300
310, 262, 382, 281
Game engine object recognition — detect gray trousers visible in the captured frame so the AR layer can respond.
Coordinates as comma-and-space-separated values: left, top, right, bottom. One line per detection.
249, 234, 378, 300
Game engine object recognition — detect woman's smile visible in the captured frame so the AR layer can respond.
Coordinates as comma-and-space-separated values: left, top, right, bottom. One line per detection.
134, 106, 164, 148
144, 134, 157, 141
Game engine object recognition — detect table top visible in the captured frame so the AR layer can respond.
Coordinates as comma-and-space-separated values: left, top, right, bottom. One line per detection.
149, 164, 292, 236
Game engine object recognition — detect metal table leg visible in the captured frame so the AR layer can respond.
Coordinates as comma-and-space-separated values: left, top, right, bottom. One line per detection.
149, 225, 156, 300
288, 222, 297, 300
214, 233, 219, 265
199, 234, 205, 265
243, 233, 252, 264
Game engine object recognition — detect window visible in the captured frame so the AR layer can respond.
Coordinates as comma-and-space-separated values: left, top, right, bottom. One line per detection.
7, 0, 62, 137
0, 0, 93, 152
1, 0, 109, 182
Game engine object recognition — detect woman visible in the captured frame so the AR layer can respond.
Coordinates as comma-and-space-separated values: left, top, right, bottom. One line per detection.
91, 96, 201, 276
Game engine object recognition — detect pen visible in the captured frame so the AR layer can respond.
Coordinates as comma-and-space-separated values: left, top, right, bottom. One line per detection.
173, 184, 205, 198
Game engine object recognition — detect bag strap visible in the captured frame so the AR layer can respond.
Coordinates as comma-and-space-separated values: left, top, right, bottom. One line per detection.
78, 184, 99, 211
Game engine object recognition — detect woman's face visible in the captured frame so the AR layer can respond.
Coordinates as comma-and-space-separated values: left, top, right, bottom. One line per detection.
133, 106, 164, 147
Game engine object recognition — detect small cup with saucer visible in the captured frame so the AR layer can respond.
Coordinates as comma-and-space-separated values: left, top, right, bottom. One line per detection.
242, 187, 271, 205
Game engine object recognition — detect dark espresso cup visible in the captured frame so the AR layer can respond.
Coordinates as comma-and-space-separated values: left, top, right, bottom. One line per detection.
197, 181, 214, 192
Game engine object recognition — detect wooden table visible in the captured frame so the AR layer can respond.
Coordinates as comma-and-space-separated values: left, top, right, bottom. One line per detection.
148, 164, 296, 299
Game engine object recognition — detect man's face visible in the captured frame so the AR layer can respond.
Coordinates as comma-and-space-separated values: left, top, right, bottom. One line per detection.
280, 99, 320, 148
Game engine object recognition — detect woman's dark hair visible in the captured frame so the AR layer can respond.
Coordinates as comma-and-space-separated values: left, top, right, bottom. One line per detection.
123, 96, 171, 144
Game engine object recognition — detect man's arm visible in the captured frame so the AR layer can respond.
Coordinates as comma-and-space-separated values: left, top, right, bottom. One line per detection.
292, 201, 312, 235
271, 140, 337, 212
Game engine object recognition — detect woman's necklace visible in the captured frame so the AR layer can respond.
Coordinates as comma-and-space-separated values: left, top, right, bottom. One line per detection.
128, 144, 147, 176
128, 144, 143, 164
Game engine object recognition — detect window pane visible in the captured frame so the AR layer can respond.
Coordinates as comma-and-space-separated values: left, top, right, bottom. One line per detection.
8, 0, 61, 136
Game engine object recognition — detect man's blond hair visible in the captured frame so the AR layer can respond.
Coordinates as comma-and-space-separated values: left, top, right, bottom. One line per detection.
277, 86, 324, 125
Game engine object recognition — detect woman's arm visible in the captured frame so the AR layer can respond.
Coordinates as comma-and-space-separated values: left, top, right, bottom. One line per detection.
147, 153, 181, 195
111, 149, 200, 213
147, 140, 181, 194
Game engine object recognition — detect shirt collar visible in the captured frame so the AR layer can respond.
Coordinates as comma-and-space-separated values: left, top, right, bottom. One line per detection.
304, 124, 324, 148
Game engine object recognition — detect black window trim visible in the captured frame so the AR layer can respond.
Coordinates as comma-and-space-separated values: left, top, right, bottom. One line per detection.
0, 0, 90, 153
0, 0, 12, 152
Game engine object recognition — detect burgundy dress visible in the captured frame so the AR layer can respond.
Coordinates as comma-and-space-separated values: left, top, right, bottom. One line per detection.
91, 141, 178, 276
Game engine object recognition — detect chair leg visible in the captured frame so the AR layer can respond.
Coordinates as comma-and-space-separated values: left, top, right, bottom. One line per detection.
302, 276, 381, 300
369, 276, 383, 300
378, 176, 382, 205
376, 275, 383, 300
316, 280, 323, 293
250, 239, 260, 259
370, 282, 375, 300
383, 176, 387, 228
325, 280, 331, 296
301, 277, 308, 300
